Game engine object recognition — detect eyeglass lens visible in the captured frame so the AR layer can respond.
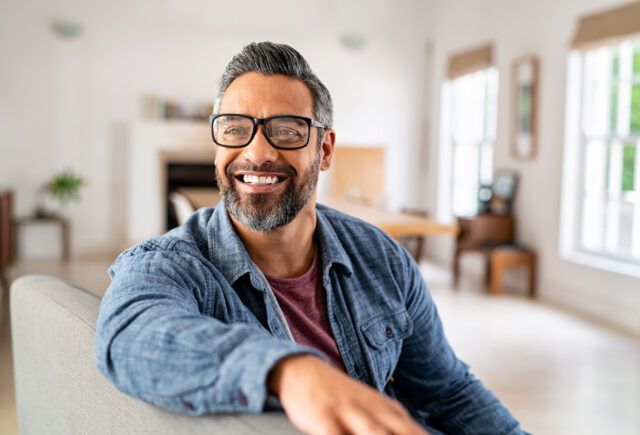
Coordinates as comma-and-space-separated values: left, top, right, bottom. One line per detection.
213, 115, 309, 148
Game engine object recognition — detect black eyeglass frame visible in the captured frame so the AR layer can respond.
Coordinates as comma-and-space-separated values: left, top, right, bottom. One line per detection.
209, 113, 327, 150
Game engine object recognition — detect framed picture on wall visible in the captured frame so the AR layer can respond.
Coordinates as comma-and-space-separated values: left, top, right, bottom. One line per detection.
512, 56, 539, 159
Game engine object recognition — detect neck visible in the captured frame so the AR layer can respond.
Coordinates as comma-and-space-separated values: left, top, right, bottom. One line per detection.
230, 195, 318, 279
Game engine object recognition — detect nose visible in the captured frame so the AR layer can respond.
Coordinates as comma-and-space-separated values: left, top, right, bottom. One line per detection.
240, 125, 279, 165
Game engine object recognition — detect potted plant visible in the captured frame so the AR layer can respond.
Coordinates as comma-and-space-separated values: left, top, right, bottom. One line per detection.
35, 169, 86, 218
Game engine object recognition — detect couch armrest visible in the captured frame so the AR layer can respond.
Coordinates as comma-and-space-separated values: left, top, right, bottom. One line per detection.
10, 275, 299, 434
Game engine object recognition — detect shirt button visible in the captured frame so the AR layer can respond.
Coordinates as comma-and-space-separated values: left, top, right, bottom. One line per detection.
385, 326, 394, 338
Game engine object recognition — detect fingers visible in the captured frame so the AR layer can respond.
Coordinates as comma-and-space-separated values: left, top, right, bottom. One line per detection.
339, 404, 391, 435
275, 357, 429, 435
338, 400, 429, 435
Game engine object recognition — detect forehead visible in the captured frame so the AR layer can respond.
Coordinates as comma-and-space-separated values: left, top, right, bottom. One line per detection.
219, 72, 314, 118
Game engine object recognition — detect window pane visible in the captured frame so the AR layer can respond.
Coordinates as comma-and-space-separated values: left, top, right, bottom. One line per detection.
616, 200, 634, 255
633, 42, 640, 75
607, 141, 623, 196
631, 83, 640, 132
452, 141, 480, 216
479, 142, 493, 185
581, 195, 605, 251
583, 48, 612, 136
610, 84, 618, 134
583, 140, 607, 195
622, 144, 637, 192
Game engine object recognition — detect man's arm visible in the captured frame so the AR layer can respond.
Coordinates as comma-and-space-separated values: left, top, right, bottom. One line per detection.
93, 245, 322, 415
392, 250, 523, 434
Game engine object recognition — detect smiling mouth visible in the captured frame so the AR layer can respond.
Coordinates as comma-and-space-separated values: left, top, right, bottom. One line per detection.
234, 174, 288, 186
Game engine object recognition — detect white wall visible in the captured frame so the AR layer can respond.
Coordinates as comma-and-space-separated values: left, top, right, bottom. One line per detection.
426, 0, 640, 335
0, 0, 435, 256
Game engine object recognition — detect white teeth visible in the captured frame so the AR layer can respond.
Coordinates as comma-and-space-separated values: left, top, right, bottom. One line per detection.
241, 175, 279, 185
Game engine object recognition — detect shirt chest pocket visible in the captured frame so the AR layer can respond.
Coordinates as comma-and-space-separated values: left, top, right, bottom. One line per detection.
360, 309, 413, 389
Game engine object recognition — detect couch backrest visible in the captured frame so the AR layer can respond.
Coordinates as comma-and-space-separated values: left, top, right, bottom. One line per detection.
10, 275, 299, 434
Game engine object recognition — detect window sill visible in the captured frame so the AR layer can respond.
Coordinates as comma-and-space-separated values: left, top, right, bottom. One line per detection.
561, 250, 640, 279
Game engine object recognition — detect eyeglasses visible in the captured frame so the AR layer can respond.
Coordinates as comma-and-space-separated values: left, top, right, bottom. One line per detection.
209, 114, 327, 150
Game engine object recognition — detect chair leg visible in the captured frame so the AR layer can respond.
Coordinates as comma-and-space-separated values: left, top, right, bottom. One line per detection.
453, 251, 460, 288
414, 238, 424, 264
528, 256, 537, 298
0, 270, 7, 297
490, 259, 503, 295
484, 255, 492, 288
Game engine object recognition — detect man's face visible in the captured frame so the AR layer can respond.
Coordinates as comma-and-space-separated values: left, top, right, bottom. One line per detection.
214, 72, 334, 232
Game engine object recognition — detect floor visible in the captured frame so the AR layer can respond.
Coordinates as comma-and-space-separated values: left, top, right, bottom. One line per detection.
0, 257, 639, 435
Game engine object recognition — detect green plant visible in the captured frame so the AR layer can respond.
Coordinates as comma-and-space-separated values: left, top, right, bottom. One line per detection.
48, 169, 85, 206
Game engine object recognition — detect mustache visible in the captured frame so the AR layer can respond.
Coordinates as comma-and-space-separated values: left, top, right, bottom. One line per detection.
225, 161, 297, 177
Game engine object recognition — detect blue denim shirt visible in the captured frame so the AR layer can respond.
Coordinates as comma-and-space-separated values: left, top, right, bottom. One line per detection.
94, 202, 523, 434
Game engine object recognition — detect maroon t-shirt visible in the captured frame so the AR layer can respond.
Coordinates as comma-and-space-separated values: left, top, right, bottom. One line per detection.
264, 252, 346, 372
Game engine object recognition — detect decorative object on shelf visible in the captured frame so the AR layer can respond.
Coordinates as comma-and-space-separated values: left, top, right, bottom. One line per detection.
512, 56, 539, 159
476, 170, 519, 216
477, 184, 493, 214
35, 169, 86, 218
50, 20, 84, 40
142, 95, 212, 121
489, 170, 519, 216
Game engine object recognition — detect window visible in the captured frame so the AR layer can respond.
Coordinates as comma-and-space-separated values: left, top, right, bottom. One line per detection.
561, 1, 640, 276
562, 38, 640, 274
440, 67, 498, 218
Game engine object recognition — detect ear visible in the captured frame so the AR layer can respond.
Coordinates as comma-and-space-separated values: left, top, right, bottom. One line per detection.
319, 129, 336, 171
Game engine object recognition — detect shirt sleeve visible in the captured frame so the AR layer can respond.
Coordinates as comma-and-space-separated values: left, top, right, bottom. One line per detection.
392, 249, 524, 435
93, 243, 324, 415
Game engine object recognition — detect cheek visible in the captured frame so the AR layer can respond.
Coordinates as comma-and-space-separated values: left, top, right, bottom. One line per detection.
214, 150, 234, 173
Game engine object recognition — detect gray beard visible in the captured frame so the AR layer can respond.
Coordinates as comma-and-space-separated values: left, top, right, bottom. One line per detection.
216, 153, 320, 232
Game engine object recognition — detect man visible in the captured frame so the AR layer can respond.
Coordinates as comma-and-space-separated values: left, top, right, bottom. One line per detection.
95, 42, 523, 434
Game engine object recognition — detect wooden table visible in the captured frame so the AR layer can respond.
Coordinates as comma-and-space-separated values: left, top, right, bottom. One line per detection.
321, 197, 458, 238
180, 188, 458, 238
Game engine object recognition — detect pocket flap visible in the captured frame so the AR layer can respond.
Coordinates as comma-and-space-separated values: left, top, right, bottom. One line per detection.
361, 309, 413, 349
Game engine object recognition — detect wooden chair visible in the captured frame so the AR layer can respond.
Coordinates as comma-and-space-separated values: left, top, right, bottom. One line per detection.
0, 190, 16, 291
490, 246, 537, 297
453, 214, 514, 288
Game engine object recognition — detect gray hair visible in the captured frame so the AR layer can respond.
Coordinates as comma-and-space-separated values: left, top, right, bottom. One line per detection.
214, 42, 333, 128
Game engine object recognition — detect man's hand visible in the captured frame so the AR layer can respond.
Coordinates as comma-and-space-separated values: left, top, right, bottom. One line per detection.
268, 355, 429, 435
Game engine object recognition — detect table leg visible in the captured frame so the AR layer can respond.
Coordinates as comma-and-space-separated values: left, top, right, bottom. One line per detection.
61, 220, 70, 261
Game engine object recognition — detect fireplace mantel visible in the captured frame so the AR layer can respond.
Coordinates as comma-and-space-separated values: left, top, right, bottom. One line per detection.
126, 120, 213, 244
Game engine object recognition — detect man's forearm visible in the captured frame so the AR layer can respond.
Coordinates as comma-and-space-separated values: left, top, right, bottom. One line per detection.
95, 286, 322, 414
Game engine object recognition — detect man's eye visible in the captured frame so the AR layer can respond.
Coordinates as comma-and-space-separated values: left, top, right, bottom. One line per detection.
225, 127, 249, 136
275, 128, 301, 137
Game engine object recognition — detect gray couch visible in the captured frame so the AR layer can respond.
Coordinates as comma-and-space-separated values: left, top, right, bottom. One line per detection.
10, 275, 300, 434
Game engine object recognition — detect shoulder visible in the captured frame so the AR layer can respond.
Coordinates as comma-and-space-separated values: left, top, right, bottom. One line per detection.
111, 208, 214, 272
316, 203, 402, 251
316, 203, 411, 274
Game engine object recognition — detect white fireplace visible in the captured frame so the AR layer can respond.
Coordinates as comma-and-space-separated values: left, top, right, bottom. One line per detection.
125, 120, 214, 245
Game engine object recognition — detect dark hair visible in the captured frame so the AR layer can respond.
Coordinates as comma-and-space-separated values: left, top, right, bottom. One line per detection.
214, 42, 333, 128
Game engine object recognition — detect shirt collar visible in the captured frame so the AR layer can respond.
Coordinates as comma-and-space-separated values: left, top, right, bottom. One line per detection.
315, 204, 353, 277
207, 201, 353, 288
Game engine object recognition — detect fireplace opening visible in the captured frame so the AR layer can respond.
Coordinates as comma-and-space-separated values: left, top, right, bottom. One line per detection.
166, 161, 218, 230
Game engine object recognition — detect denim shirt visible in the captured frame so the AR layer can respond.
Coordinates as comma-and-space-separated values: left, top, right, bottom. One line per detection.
94, 202, 523, 434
